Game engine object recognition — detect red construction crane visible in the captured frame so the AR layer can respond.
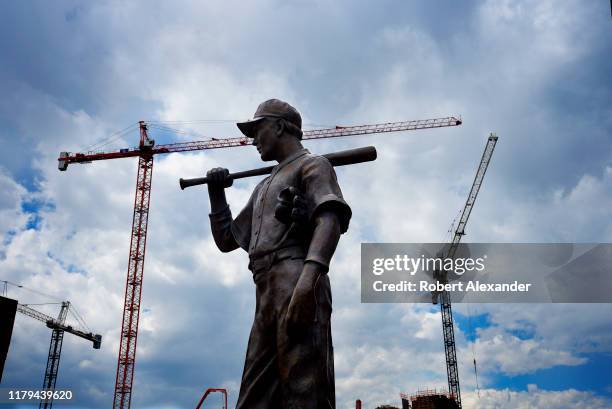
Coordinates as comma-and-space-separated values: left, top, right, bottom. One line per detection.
58, 116, 462, 408
195, 387, 228, 409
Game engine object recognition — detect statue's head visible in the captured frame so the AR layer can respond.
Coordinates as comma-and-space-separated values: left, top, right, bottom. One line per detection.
237, 99, 303, 161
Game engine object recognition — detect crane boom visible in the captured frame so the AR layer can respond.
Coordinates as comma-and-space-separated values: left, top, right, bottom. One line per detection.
58, 117, 461, 168
438, 133, 498, 408
17, 304, 102, 349
447, 134, 498, 259
195, 388, 228, 409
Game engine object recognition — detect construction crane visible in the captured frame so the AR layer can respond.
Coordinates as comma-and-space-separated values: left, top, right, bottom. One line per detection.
58, 116, 462, 408
17, 302, 102, 409
433, 133, 498, 408
195, 387, 228, 409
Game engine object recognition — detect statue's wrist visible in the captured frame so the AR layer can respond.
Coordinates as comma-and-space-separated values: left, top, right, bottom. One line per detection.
302, 260, 326, 281
304, 258, 329, 274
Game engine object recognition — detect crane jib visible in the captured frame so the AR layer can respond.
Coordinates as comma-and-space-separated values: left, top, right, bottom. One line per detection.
57, 117, 462, 170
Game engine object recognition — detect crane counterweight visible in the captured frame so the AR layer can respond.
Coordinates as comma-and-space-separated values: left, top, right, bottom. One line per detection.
58, 152, 69, 171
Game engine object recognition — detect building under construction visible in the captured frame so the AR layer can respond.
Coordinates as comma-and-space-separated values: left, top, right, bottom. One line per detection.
401, 390, 460, 409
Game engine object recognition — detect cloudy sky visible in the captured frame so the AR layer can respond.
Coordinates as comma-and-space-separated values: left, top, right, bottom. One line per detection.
1, 1, 611, 408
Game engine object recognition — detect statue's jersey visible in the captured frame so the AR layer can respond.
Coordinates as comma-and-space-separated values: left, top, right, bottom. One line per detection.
211, 149, 351, 266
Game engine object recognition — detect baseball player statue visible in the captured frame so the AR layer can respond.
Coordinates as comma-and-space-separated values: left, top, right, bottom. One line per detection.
206, 99, 351, 408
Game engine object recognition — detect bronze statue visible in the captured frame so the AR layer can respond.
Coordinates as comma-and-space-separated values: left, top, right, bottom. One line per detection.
205, 99, 351, 408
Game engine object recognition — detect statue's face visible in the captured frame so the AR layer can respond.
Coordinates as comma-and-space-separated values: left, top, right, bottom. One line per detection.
252, 118, 280, 162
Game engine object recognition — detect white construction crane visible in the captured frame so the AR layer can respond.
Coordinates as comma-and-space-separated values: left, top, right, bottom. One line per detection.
433, 134, 498, 408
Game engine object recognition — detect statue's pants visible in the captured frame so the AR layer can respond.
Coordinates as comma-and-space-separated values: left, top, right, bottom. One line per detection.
236, 251, 335, 409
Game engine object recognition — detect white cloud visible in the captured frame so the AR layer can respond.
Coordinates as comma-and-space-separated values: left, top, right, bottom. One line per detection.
0, 169, 28, 248
481, 166, 612, 242
1, 1, 610, 408
463, 386, 612, 409
468, 328, 586, 375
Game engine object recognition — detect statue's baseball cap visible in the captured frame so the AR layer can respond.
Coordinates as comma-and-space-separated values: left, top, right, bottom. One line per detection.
237, 99, 302, 138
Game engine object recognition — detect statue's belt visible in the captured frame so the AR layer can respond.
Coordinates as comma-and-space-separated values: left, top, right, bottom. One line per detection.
248, 245, 306, 275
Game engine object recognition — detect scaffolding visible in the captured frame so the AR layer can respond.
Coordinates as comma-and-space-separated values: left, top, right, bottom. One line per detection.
401, 389, 460, 409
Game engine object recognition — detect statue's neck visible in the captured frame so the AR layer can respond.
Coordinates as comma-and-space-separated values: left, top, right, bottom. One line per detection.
275, 138, 304, 163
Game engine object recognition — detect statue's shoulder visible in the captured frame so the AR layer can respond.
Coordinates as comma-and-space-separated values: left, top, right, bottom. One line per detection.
296, 153, 337, 183
299, 152, 332, 168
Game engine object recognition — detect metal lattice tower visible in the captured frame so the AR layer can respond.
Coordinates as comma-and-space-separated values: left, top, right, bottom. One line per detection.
113, 155, 153, 408
113, 151, 153, 408
40, 302, 69, 409
436, 133, 498, 408
440, 290, 460, 405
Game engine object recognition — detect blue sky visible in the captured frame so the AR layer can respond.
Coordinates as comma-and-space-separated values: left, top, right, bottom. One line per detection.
1, 1, 611, 408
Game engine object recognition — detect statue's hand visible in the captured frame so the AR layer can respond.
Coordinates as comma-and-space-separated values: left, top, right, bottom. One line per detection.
286, 262, 321, 335
206, 167, 233, 190
275, 186, 308, 224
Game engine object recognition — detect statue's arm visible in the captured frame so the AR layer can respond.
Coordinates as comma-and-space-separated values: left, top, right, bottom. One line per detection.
286, 211, 342, 331
207, 168, 240, 253
209, 204, 240, 253
305, 210, 342, 272
286, 156, 350, 330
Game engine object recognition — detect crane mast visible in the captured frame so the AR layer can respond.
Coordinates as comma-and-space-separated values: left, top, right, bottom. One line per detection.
114, 124, 153, 408
41, 302, 68, 409
58, 116, 462, 408
436, 134, 498, 408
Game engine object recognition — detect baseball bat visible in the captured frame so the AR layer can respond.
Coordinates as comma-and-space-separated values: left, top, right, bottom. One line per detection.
179, 145, 377, 190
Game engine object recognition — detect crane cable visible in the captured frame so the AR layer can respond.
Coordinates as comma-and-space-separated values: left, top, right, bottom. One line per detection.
145, 119, 239, 124
83, 119, 340, 154
2, 280, 92, 331
466, 303, 481, 399
146, 118, 336, 129
68, 304, 91, 333
433, 208, 462, 259
1, 280, 62, 302
82, 122, 140, 153
147, 123, 211, 139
